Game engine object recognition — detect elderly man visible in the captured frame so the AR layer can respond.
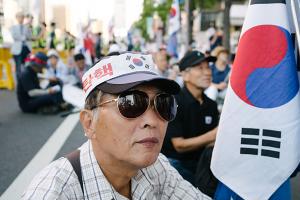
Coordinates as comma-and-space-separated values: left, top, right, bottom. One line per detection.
161, 51, 219, 196
22, 52, 211, 199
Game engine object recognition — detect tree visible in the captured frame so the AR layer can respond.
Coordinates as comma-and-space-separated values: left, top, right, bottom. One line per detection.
134, 0, 173, 41
135, 0, 242, 48
223, 0, 232, 51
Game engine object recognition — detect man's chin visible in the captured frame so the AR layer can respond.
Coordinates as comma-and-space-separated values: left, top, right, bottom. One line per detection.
136, 153, 159, 168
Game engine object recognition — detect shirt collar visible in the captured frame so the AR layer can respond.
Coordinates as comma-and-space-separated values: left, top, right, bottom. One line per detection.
80, 141, 154, 200
182, 86, 210, 107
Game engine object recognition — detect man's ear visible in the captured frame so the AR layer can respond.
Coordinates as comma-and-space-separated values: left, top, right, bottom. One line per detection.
80, 109, 96, 139
182, 70, 190, 82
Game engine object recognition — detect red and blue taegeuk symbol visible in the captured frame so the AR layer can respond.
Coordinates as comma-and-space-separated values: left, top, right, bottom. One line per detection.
170, 7, 176, 18
231, 25, 299, 108
132, 58, 143, 66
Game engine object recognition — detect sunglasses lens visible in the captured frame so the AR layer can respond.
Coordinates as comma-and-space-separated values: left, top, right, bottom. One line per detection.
118, 91, 149, 118
155, 94, 177, 121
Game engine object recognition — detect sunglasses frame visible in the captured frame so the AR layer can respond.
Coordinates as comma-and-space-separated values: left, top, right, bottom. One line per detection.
94, 90, 177, 121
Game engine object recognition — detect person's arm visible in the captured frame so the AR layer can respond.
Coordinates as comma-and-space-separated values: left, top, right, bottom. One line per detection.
159, 154, 212, 200
28, 88, 49, 97
28, 86, 59, 97
211, 82, 227, 90
171, 127, 217, 153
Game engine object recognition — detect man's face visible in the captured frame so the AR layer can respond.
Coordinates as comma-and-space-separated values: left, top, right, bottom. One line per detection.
90, 85, 168, 170
75, 59, 85, 71
49, 56, 58, 67
16, 14, 24, 24
155, 54, 168, 72
183, 61, 212, 89
218, 52, 229, 64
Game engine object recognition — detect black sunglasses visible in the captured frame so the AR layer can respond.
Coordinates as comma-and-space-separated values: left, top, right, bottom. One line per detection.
94, 90, 177, 122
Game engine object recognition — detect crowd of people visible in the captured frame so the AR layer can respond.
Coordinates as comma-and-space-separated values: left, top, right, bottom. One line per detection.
8, 9, 238, 200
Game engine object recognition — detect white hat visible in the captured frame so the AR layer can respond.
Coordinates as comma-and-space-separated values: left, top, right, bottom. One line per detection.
82, 52, 180, 100
108, 44, 120, 54
47, 49, 59, 58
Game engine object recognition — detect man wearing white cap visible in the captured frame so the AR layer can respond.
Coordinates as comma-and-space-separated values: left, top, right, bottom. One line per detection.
46, 49, 70, 84
22, 52, 211, 199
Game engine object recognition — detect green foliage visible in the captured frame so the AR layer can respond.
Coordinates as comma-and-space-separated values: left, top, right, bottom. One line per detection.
156, 1, 173, 24
192, 0, 222, 10
134, 0, 225, 40
134, 0, 173, 41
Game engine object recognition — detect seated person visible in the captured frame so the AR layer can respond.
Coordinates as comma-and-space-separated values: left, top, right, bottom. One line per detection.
45, 49, 70, 85
17, 52, 64, 113
69, 53, 90, 88
205, 46, 231, 102
161, 51, 219, 195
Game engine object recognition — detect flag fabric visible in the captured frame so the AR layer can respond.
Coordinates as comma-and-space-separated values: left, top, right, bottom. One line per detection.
167, 0, 180, 58
168, 0, 180, 36
167, 33, 178, 58
214, 180, 291, 200
211, 0, 300, 199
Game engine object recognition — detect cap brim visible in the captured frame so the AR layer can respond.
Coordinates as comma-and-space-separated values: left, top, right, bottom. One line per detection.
98, 73, 180, 95
190, 56, 216, 66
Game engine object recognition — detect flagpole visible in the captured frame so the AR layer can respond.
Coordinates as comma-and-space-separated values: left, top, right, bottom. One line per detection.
291, 0, 300, 55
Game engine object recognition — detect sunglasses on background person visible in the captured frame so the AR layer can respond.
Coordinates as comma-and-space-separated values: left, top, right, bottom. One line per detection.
91, 90, 178, 122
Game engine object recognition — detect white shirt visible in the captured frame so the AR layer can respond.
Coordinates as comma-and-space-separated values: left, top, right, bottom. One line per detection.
22, 141, 211, 200
46, 60, 71, 84
10, 24, 32, 55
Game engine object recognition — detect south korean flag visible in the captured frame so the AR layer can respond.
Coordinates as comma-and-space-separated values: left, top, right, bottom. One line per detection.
211, 0, 300, 199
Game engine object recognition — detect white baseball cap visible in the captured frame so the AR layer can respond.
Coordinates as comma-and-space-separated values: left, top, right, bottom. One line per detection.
82, 52, 180, 100
47, 49, 59, 58
108, 44, 120, 54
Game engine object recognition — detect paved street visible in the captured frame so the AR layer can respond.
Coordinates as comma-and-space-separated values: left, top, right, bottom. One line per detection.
0, 89, 85, 199
0, 89, 299, 199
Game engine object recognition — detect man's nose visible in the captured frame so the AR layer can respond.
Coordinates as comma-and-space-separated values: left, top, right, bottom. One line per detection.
204, 68, 212, 75
141, 104, 160, 128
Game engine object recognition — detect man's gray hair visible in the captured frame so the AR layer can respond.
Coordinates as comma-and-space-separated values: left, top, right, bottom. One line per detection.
84, 87, 103, 110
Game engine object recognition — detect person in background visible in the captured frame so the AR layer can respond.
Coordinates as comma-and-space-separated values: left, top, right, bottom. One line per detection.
16, 52, 64, 114
94, 32, 103, 61
66, 47, 76, 68
69, 53, 90, 88
63, 31, 76, 51
161, 51, 219, 191
24, 14, 34, 33
154, 52, 169, 77
22, 52, 211, 200
45, 49, 70, 85
84, 31, 95, 63
32, 22, 47, 49
108, 41, 120, 55
10, 11, 32, 79
154, 49, 183, 87
205, 46, 231, 103
47, 22, 56, 49
209, 28, 223, 51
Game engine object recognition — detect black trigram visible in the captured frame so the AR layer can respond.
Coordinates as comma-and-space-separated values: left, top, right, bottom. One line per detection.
240, 128, 281, 159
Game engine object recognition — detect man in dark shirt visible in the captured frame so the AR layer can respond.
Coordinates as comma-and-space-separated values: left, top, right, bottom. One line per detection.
17, 52, 63, 113
161, 50, 219, 186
